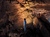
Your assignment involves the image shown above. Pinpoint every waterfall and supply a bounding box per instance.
[23,18,26,32]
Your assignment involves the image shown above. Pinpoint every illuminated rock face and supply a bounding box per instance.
[0,0,50,29]
[12,3,47,29]
[10,3,33,29]
[33,17,39,27]
[17,0,24,3]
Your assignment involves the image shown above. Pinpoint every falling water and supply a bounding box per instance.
[23,18,26,32]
